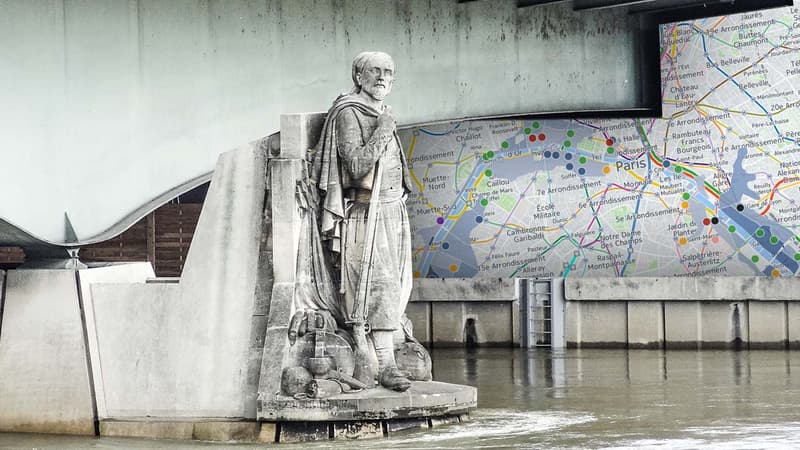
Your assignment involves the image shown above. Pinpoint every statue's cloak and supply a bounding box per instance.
[310,93,410,257]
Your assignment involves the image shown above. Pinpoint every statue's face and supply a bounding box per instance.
[357,54,394,101]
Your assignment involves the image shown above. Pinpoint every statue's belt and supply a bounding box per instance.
[347,188,402,204]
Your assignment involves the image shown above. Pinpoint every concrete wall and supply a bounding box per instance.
[565,277,800,349]
[0,270,95,435]
[407,278,519,346]
[0,264,154,435]
[88,141,269,419]
[0,0,638,243]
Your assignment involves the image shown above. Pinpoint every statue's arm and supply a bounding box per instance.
[336,108,393,181]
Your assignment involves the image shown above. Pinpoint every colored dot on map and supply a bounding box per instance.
[525,128,531,134]
[578,168,586,175]
[565,153,573,160]
[770,236,779,244]
[679,237,687,245]
[711,217,719,225]
[602,166,611,174]
[544,151,552,158]
[736,204,744,212]
[538,133,546,141]
[567,130,575,137]
[675,166,683,173]
[681,201,689,209]
[485,169,493,177]
[579,156,587,164]
[772,269,781,278]
[436,217,444,224]
[566,163,574,171]
[663,160,671,168]
[475,216,484,223]
[752,255,760,263]
[449,264,458,273]
[703,218,711,226]
[487,150,494,158]
[480,198,488,206]
[682,192,690,200]
[529,134,537,142]
[795,253,800,261]
[756,229,765,237]
[606,138,614,146]
[502,141,509,148]
[728,225,736,233]
[553,152,560,159]
[442,242,450,250]
[564,140,572,147]
[533,121,540,129]
[607,147,615,154]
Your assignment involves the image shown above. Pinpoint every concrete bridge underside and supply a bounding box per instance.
[1,0,640,246]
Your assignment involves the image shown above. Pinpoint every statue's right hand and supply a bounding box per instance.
[377,106,395,131]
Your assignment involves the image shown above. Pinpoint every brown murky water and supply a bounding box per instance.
[3,348,800,449]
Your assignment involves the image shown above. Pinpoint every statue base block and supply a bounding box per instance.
[258,381,476,441]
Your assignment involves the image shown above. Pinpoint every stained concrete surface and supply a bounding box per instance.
[0,270,95,435]
[89,143,269,419]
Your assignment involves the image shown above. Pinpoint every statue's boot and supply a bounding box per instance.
[379,366,411,392]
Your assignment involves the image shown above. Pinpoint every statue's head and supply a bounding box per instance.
[351,51,394,101]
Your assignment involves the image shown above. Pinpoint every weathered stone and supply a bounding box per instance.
[192,421,260,442]
[99,421,194,440]
[258,422,277,443]
[333,421,384,440]
[386,418,429,433]
[261,381,476,422]
[278,422,330,443]
[430,415,461,427]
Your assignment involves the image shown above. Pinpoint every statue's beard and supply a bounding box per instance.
[364,85,389,101]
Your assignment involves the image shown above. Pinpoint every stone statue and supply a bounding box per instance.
[309,51,417,392]
[260,54,476,426]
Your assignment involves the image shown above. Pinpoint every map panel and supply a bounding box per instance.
[399,6,800,278]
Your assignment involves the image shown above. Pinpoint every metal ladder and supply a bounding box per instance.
[520,278,564,349]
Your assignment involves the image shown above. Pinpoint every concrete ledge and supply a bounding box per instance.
[567,277,800,301]
[411,278,516,301]
[259,381,476,422]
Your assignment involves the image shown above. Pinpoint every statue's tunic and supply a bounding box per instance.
[311,93,413,332]
[335,107,412,331]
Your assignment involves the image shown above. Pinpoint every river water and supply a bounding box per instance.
[3,348,800,449]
